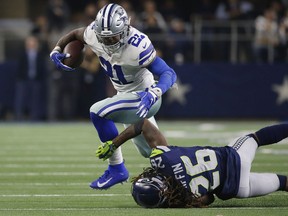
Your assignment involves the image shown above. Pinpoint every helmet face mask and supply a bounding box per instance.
[131,173,168,208]
[94,3,130,55]
[100,35,121,46]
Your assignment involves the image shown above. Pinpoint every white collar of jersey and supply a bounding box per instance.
[156,146,171,152]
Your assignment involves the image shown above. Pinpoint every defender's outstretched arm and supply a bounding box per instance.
[96,119,168,160]
[114,119,168,148]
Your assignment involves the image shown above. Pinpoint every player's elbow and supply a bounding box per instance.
[166,67,177,84]
[148,56,176,77]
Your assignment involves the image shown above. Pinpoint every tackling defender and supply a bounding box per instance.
[49,3,177,189]
[96,119,288,207]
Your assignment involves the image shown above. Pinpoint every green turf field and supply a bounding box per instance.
[0,120,287,216]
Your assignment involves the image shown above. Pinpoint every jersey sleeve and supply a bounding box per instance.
[125,30,156,67]
[138,38,156,67]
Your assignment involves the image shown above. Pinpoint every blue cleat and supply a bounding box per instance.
[90,162,129,189]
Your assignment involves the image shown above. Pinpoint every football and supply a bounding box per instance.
[63,40,84,68]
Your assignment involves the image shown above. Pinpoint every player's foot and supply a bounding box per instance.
[90,162,129,190]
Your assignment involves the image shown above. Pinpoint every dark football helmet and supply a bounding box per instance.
[131,173,168,208]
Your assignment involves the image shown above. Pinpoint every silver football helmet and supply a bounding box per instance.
[94,3,130,55]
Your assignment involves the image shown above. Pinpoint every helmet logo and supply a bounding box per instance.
[115,8,127,27]
[94,3,129,54]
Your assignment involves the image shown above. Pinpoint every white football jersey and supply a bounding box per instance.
[83,22,156,93]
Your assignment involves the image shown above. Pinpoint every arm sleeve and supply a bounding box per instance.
[249,123,288,146]
[147,56,177,94]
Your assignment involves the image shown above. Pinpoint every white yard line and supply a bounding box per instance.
[165,130,288,141]
[0,172,91,176]
[0,207,288,211]
[259,149,288,155]
[0,162,287,169]
[0,193,286,197]
[0,163,149,168]
[0,182,88,186]
[0,194,131,197]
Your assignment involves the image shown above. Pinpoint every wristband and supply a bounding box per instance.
[150,87,162,99]
[53,46,62,52]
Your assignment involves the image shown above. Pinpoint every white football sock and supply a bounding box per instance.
[108,146,123,165]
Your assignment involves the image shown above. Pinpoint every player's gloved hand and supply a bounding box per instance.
[192,193,215,207]
[50,46,75,71]
[96,141,117,161]
[136,87,162,118]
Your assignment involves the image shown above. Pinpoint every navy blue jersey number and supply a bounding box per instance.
[128,34,145,47]
[99,57,132,85]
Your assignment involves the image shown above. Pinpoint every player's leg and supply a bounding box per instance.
[89,92,161,189]
[228,136,258,197]
[123,116,159,158]
[228,123,288,197]
[236,173,287,198]
[249,123,288,147]
[89,95,136,189]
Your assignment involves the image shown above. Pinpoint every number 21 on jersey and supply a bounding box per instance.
[98,34,146,85]
[98,56,132,85]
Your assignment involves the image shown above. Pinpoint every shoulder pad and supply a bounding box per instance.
[150,146,171,157]
[84,21,97,45]
[150,148,164,157]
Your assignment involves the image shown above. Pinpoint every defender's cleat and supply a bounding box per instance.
[90,162,129,189]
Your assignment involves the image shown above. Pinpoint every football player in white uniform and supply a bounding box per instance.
[50,3,177,189]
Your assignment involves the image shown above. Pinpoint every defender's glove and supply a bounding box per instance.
[96,141,117,160]
[50,46,75,71]
[192,193,215,208]
[136,87,162,118]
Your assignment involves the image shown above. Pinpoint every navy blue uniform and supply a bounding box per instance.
[149,145,241,200]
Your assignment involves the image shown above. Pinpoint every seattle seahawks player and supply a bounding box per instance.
[49,3,177,190]
[96,119,288,207]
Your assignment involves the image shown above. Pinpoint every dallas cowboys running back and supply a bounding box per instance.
[50,3,177,190]
[96,119,288,208]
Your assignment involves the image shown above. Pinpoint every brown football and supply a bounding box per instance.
[63,40,84,68]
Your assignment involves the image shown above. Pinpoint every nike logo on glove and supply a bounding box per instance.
[96,177,113,188]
